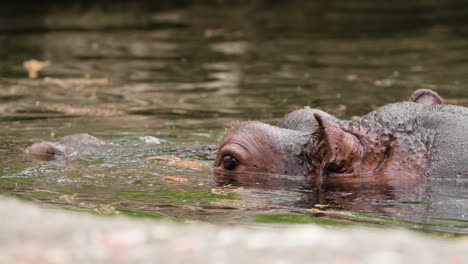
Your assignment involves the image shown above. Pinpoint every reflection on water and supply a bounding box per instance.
[2,0,468,235]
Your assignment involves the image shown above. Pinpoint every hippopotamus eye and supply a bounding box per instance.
[223,154,238,170]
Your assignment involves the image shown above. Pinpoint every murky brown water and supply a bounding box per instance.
[1,0,468,235]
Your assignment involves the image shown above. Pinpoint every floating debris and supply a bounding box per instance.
[210,41,248,55]
[79,202,117,214]
[345,74,358,81]
[374,79,393,87]
[204,28,225,39]
[147,156,208,168]
[306,208,326,214]
[59,194,78,203]
[162,176,189,183]
[314,204,330,209]
[210,199,273,210]
[23,59,48,79]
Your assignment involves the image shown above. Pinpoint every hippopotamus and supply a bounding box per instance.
[26,134,106,161]
[214,89,468,186]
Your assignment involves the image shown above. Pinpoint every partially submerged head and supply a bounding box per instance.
[25,134,105,161]
[214,114,394,185]
[214,121,312,178]
[26,141,62,161]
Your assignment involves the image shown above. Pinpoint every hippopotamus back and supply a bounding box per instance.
[360,102,468,178]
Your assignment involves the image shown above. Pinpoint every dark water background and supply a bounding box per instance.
[1,0,468,235]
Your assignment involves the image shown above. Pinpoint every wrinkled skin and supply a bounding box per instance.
[277,88,443,132]
[214,89,463,186]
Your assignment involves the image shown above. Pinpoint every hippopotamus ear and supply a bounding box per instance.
[313,114,363,172]
[409,89,443,106]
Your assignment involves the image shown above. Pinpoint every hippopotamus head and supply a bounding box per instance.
[26,134,106,161]
[214,89,447,185]
[214,113,386,184]
[214,121,312,177]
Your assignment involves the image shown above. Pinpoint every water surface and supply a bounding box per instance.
[1,0,468,236]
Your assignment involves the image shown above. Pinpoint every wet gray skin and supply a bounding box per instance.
[278,106,340,132]
[215,89,448,184]
[215,99,468,186]
[277,89,443,133]
[364,102,468,179]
